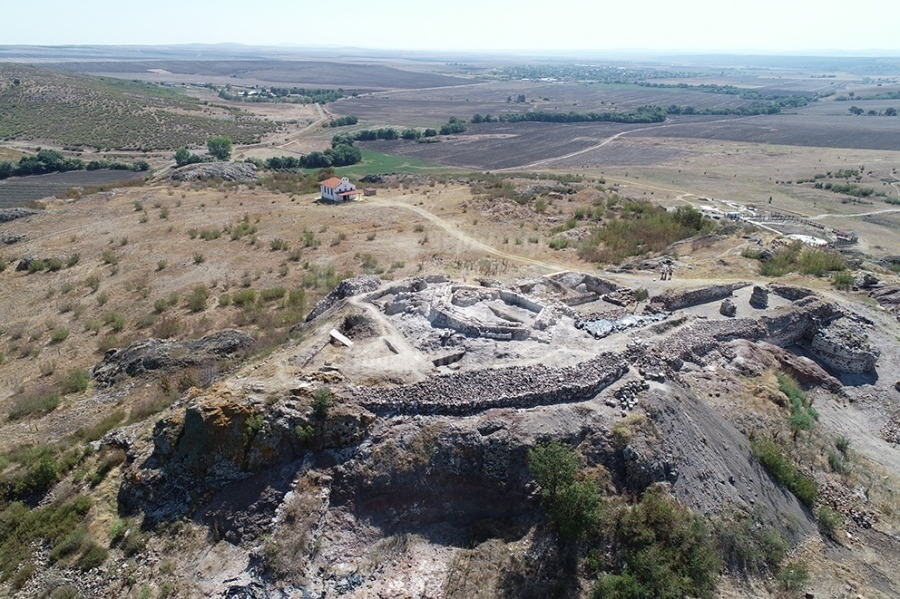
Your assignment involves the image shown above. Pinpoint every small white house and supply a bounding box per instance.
[320,177,359,202]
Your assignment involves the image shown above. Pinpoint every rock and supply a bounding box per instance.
[304,275,384,322]
[858,273,879,288]
[16,255,37,271]
[749,286,769,309]
[720,299,737,317]
[169,162,260,182]
[0,207,41,222]
[91,329,254,387]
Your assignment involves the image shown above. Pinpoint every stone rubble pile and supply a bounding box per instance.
[355,353,628,416]
[880,411,900,445]
[820,483,877,529]
[607,379,650,410]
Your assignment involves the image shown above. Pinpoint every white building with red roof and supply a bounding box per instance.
[320,176,359,202]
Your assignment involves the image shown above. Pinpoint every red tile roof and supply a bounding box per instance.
[320,177,343,188]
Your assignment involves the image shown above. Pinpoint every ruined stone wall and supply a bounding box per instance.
[356,353,628,415]
[806,320,880,374]
[650,283,749,312]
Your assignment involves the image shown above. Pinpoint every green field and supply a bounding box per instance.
[335,150,457,176]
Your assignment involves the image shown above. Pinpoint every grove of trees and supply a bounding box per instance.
[0,150,149,180]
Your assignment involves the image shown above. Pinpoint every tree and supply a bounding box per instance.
[886,107,898,116]
[528,440,578,504]
[207,136,233,161]
[311,387,333,418]
[848,106,864,116]
[175,148,202,167]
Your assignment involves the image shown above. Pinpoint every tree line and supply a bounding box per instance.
[472,106,667,124]
[0,150,149,180]
[326,116,358,128]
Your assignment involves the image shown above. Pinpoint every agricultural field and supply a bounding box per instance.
[0,169,147,208]
[43,60,472,91]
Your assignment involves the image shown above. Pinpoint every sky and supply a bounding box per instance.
[3,0,899,54]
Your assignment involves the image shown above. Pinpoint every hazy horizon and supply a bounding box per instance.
[6,0,900,55]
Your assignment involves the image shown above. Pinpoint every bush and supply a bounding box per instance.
[816,505,842,536]
[751,437,818,507]
[777,562,809,592]
[232,288,257,307]
[311,387,333,418]
[103,312,126,332]
[186,285,209,312]
[76,542,108,570]
[7,386,60,420]
[591,487,720,599]
[49,327,70,343]
[832,271,854,290]
[260,287,286,302]
[60,369,90,394]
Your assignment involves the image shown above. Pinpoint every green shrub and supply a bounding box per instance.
[832,271,854,290]
[101,250,118,265]
[835,435,851,456]
[591,487,720,599]
[712,509,787,574]
[60,369,90,394]
[84,275,100,293]
[103,312,126,332]
[218,293,232,307]
[777,562,809,592]
[199,228,221,241]
[311,387,333,418]
[260,287,286,302]
[270,238,290,251]
[751,437,818,507]
[186,285,209,312]
[27,259,48,273]
[49,327,70,343]
[7,387,60,420]
[154,298,168,313]
[816,505,842,536]
[46,258,64,272]
[548,237,569,250]
[76,541,108,570]
[232,288,257,307]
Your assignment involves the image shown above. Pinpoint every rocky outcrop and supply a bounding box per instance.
[0,207,41,222]
[725,339,843,394]
[168,162,260,182]
[91,329,254,387]
[871,286,900,320]
[304,274,384,322]
[120,386,374,524]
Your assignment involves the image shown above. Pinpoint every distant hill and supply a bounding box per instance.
[0,64,275,150]
[41,59,473,91]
